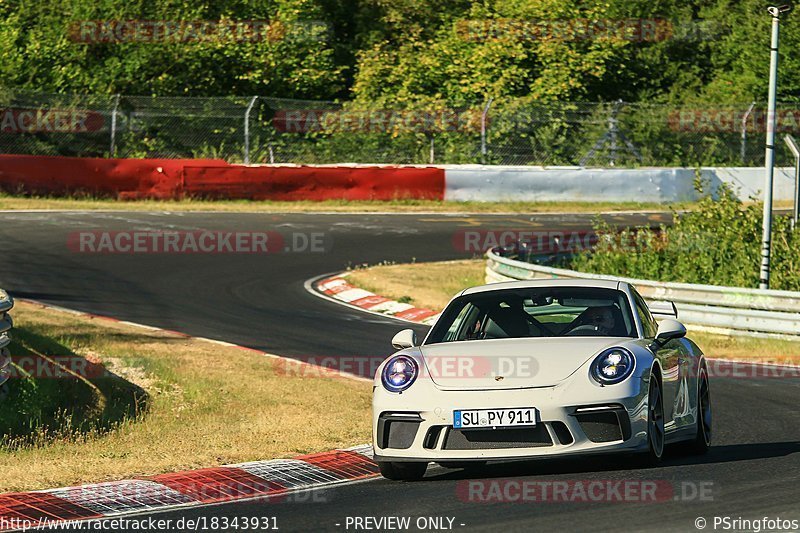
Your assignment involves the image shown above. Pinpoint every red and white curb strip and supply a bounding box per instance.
[0,299,378,527]
[0,446,377,530]
[314,274,440,325]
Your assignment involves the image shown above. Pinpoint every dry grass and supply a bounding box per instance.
[689,331,800,365]
[346,259,800,364]
[0,301,371,493]
[347,260,486,312]
[0,194,676,213]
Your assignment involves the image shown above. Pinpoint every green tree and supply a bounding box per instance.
[0,0,345,98]
[351,1,634,106]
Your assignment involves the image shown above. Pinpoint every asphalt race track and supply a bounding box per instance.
[1,210,799,532]
[0,211,670,361]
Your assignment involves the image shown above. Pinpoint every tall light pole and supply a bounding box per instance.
[760,5,791,290]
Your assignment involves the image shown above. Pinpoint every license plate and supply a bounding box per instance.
[453,407,537,429]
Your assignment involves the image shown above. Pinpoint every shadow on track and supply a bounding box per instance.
[421,441,800,481]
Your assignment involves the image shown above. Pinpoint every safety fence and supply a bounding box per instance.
[486,248,800,339]
[3,91,800,167]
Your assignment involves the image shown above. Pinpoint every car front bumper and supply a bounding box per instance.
[373,374,651,463]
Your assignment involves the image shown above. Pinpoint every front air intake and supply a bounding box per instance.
[442,426,553,450]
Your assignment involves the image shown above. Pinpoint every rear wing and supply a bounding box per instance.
[647,300,678,318]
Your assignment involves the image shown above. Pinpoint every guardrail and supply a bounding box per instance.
[0,290,13,391]
[486,248,800,339]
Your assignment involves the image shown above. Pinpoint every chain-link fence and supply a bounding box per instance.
[1,90,797,167]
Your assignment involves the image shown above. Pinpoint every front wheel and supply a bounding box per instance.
[378,461,427,481]
[635,374,665,467]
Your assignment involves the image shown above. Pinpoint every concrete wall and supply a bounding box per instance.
[442,165,796,203]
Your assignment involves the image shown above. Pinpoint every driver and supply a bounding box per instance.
[585,306,616,335]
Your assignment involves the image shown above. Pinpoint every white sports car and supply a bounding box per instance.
[0,290,12,391]
[372,279,711,481]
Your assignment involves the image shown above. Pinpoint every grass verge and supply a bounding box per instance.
[0,194,680,213]
[0,300,371,493]
[347,260,486,312]
[346,259,800,364]
[0,193,792,214]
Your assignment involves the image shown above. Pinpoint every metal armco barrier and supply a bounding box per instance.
[486,248,800,338]
[0,290,14,390]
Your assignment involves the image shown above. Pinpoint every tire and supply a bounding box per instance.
[636,373,665,467]
[377,461,427,481]
[438,461,487,470]
[686,368,712,455]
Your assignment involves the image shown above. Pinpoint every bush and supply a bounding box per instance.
[567,180,800,291]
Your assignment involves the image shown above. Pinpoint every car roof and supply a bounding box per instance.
[460,278,624,296]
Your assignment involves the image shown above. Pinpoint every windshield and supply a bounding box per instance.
[425,287,637,344]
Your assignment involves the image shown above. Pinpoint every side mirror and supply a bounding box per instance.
[391,329,417,350]
[655,318,686,344]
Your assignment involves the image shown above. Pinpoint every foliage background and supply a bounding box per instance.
[2,0,800,105]
[567,181,800,291]
[3,1,800,165]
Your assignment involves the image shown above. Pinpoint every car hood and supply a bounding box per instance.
[419,337,628,390]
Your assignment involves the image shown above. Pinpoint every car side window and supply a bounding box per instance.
[444,302,478,342]
[632,290,658,338]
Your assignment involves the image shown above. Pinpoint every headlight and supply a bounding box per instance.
[590,347,635,385]
[381,355,418,392]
